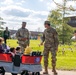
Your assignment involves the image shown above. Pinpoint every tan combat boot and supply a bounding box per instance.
[52,66,57,75]
[43,66,48,74]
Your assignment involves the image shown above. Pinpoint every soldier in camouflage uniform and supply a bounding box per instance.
[16,22,29,53]
[40,21,59,75]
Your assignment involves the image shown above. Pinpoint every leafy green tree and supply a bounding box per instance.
[0,17,4,37]
[48,9,74,44]
[48,10,62,28]
[0,17,3,20]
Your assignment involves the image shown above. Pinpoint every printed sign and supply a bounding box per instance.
[35,57,40,63]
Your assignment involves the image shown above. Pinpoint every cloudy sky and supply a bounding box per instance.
[0,0,76,31]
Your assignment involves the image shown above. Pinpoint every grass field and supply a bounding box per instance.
[7,39,76,70]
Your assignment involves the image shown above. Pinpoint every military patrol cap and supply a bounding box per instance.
[44,21,50,26]
[22,22,26,25]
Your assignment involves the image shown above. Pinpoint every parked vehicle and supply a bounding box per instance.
[0,52,42,75]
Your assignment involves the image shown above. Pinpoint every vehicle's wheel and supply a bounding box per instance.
[32,72,40,75]
[32,72,35,75]
[21,71,29,75]
[21,71,25,75]
[0,67,5,75]
[25,71,29,75]
[35,72,40,75]
[0,72,4,75]
[12,73,17,75]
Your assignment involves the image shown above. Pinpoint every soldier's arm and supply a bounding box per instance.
[53,30,59,49]
[39,34,45,46]
[42,32,45,43]
[40,31,45,46]
[16,29,22,40]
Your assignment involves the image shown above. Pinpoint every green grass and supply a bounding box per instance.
[7,39,76,70]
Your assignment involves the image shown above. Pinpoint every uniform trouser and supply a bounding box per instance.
[44,47,57,68]
[4,38,7,44]
[20,46,25,53]
[19,45,27,53]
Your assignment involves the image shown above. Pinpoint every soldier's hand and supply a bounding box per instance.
[38,43,42,47]
[39,42,43,46]
[21,38,26,41]
[56,48,58,52]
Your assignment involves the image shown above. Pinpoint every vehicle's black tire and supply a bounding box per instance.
[21,71,29,75]
[32,72,40,75]
[0,73,4,75]
[32,72,35,75]
[12,73,17,75]
[25,71,29,75]
[35,72,40,75]
[0,67,5,75]
[21,71,25,75]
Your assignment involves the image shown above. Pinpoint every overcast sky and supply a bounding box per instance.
[0,0,76,31]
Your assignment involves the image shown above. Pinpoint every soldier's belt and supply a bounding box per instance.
[19,38,29,41]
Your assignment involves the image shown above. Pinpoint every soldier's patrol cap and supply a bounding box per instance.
[44,21,50,26]
[22,22,26,25]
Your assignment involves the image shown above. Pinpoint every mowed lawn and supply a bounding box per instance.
[7,39,76,70]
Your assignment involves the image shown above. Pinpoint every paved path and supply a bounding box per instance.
[4,69,76,75]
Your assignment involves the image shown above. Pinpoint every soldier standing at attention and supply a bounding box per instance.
[16,22,29,53]
[40,21,59,75]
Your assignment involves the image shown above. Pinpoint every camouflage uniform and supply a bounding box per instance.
[42,27,59,68]
[16,28,29,53]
